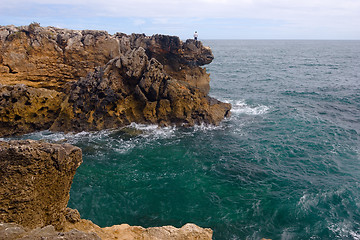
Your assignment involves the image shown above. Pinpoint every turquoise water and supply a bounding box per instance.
[6,40,360,239]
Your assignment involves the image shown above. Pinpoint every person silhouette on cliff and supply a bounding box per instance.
[194,31,198,41]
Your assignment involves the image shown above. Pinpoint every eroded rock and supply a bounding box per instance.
[0,140,82,231]
[50,48,230,132]
[0,84,64,136]
[0,23,120,90]
[0,139,213,239]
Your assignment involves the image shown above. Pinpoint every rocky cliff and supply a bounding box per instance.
[0,140,213,240]
[0,23,230,136]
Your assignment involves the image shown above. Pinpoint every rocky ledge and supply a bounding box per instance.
[0,140,213,239]
[0,23,231,136]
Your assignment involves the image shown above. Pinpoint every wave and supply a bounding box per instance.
[1,120,225,147]
[297,184,360,239]
[192,122,224,132]
[329,222,360,240]
[225,100,270,115]
[0,100,257,145]
[127,122,177,139]
[0,124,179,155]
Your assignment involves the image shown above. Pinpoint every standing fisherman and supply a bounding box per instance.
[194,31,198,40]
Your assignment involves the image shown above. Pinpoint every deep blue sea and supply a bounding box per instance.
[5,40,360,239]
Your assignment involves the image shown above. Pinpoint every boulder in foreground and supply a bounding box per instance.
[0,140,82,231]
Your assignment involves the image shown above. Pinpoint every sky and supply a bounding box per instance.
[0,0,359,39]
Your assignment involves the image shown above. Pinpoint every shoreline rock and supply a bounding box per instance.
[0,23,231,137]
[0,140,82,231]
[0,140,213,239]
[0,221,212,240]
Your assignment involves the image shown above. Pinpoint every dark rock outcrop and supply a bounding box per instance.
[50,47,230,132]
[0,140,82,231]
[0,24,231,137]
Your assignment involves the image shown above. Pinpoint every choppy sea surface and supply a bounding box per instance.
[6,40,360,240]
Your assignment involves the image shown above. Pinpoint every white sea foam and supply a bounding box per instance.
[192,122,223,132]
[128,122,176,139]
[224,100,270,115]
[1,120,222,153]
[297,193,320,212]
[328,222,360,240]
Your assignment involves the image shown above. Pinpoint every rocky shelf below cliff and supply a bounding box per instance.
[0,23,231,137]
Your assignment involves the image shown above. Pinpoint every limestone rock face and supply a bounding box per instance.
[106,223,213,240]
[0,140,82,231]
[0,221,212,240]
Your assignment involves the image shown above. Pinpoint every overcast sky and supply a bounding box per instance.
[0,0,359,39]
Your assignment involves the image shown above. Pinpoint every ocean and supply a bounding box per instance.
[6,40,360,239]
